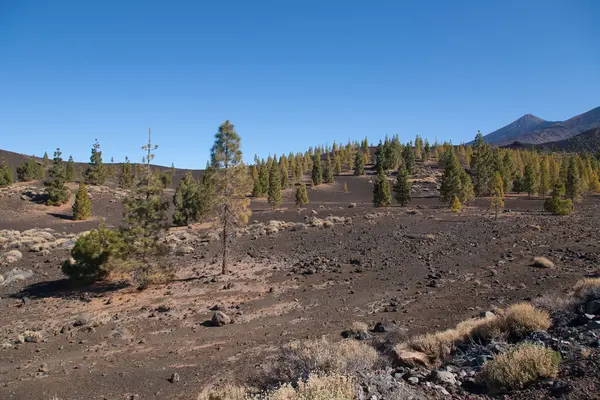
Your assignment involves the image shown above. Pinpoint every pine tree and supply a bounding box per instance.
[324,153,334,183]
[65,155,76,182]
[565,155,582,202]
[173,172,203,226]
[251,164,259,182]
[258,160,269,195]
[450,195,462,213]
[294,155,304,182]
[544,183,573,215]
[459,169,475,204]
[268,158,282,208]
[471,131,493,196]
[403,144,415,174]
[375,142,385,171]
[334,153,342,175]
[119,156,134,189]
[42,151,49,166]
[523,162,537,196]
[45,148,70,206]
[0,160,13,187]
[16,158,42,182]
[312,152,323,186]
[501,152,515,193]
[440,148,462,204]
[85,139,107,185]
[373,166,391,207]
[393,165,411,206]
[209,121,252,275]
[424,140,431,161]
[490,172,505,219]
[72,182,91,220]
[122,129,171,285]
[280,156,289,189]
[295,183,309,208]
[513,174,523,194]
[354,151,365,176]
[538,156,550,197]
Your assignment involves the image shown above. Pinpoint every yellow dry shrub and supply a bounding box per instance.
[482,343,560,391]
[573,278,600,296]
[270,373,355,400]
[197,384,249,400]
[501,303,551,339]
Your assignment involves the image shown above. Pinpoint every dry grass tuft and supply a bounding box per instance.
[197,384,249,400]
[482,343,560,392]
[573,278,600,296]
[270,373,355,400]
[501,303,551,339]
[532,256,554,268]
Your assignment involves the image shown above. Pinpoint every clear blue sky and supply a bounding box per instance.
[1,1,599,169]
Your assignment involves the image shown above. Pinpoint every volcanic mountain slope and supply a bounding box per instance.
[506,127,600,153]
[484,106,600,146]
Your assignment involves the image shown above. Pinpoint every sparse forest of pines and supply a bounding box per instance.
[0,159,13,187]
[45,148,70,206]
[72,181,91,220]
[85,139,107,185]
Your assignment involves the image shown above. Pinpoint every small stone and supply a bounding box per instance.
[407,377,419,385]
[170,372,180,383]
[211,311,232,327]
[432,370,457,385]
[373,322,387,333]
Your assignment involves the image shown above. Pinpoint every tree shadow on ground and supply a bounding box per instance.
[47,212,73,221]
[22,191,48,204]
[10,279,129,300]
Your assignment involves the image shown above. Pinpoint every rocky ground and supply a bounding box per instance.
[0,166,599,399]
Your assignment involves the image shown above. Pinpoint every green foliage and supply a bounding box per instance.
[173,172,203,226]
[16,158,43,182]
[72,182,91,220]
[538,156,550,196]
[156,170,173,189]
[280,155,289,189]
[210,120,253,275]
[544,184,573,215]
[119,156,135,189]
[42,151,49,166]
[353,151,365,176]
[459,169,475,204]
[471,131,494,196]
[523,162,537,196]
[513,174,523,194]
[311,152,323,186]
[565,155,582,201]
[450,195,462,213]
[65,155,76,182]
[0,159,13,187]
[393,165,411,206]
[490,171,505,219]
[295,183,309,207]
[440,148,462,204]
[255,161,269,196]
[122,132,172,285]
[324,153,334,183]
[62,225,126,282]
[334,153,342,175]
[374,142,385,171]
[403,144,415,174]
[45,148,70,206]
[85,139,107,185]
[268,158,283,208]
[373,166,391,207]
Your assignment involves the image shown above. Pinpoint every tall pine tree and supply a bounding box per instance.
[471,131,493,196]
[85,139,107,185]
[440,148,462,204]
[393,165,411,206]
[373,165,391,207]
[45,148,70,206]
[268,158,282,208]
[65,155,76,182]
[312,152,323,186]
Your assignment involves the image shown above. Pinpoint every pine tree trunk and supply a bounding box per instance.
[222,204,228,275]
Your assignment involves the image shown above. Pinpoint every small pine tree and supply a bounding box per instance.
[450,195,462,213]
[393,165,411,206]
[343,182,348,193]
[490,172,505,220]
[334,154,342,175]
[295,183,309,208]
[354,151,365,176]
[0,160,13,187]
[268,159,282,208]
[119,156,134,189]
[565,155,582,202]
[173,172,203,226]
[45,148,70,206]
[544,183,573,215]
[523,162,537,196]
[16,158,42,182]
[72,182,91,220]
[312,153,323,186]
[403,144,415,174]
[258,161,269,195]
[459,169,475,204]
[440,148,462,204]
[65,155,76,182]
[42,151,49,166]
[85,139,107,185]
[324,153,334,183]
[280,157,289,189]
[373,166,392,207]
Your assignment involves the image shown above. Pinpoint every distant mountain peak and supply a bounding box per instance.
[521,113,544,121]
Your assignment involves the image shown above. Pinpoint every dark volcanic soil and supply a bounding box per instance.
[1,168,600,399]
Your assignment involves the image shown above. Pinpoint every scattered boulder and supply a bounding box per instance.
[374,322,388,333]
[169,372,180,383]
[211,311,232,327]
[348,203,357,208]
[431,370,458,386]
[393,346,430,368]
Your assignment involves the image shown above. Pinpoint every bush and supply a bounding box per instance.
[197,384,249,400]
[270,373,355,400]
[62,226,126,282]
[573,278,600,296]
[544,195,573,215]
[482,343,560,392]
[501,303,551,339]
[257,337,376,389]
